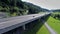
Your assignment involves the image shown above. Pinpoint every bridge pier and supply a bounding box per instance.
[0,33,2,34]
[22,25,26,30]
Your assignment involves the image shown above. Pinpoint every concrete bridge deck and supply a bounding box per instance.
[0,13,50,34]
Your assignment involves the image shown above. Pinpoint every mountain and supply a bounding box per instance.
[51,9,60,12]
[0,0,50,17]
[24,2,50,14]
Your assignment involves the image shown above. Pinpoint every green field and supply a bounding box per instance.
[23,12,60,34]
[47,16,60,34]
[53,12,60,14]
[36,25,50,34]
[23,20,50,34]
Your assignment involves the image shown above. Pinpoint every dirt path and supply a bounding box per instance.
[45,22,57,34]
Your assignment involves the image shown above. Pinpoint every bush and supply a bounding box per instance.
[51,13,60,20]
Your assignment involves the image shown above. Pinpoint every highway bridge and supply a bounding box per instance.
[0,13,51,34]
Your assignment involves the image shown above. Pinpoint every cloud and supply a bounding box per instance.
[22,0,60,9]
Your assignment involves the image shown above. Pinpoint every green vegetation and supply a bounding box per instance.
[23,20,50,34]
[47,16,60,34]
[0,0,41,17]
[0,0,28,17]
[0,0,50,17]
[53,12,60,14]
[36,25,50,34]
[51,12,60,20]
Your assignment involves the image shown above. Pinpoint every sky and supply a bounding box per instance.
[22,0,60,10]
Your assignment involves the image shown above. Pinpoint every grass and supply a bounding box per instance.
[23,20,50,34]
[39,12,47,14]
[36,25,50,34]
[53,12,60,14]
[47,16,60,34]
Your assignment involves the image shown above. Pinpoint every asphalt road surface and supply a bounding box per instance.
[0,14,44,22]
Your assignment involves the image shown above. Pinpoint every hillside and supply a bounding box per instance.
[51,9,60,12]
[0,0,50,17]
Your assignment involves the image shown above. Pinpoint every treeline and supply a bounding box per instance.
[52,9,60,12]
[51,9,60,19]
[51,12,60,20]
[0,0,28,16]
[0,0,49,17]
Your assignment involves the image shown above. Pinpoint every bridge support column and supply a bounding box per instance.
[22,25,26,30]
[0,33,2,34]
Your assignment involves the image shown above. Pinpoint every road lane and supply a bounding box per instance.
[0,14,45,22]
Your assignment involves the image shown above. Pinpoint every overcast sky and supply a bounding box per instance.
[22,0,60,10]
